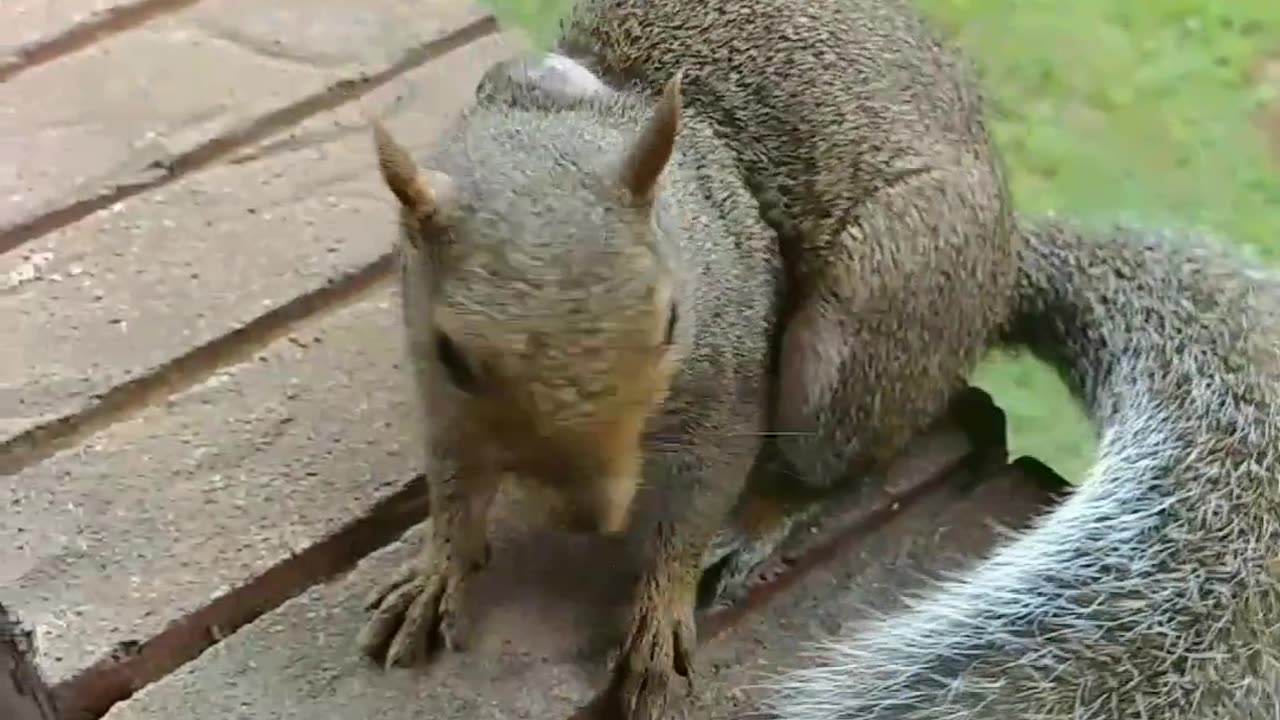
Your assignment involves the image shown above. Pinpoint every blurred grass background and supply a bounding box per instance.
[481,0,1280,484]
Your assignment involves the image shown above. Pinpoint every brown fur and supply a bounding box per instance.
[358,1,1015,717]
[359,60,780,715]
[556,0,1016,607]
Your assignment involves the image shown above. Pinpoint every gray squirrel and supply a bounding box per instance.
[480,50,1280,716]
[359,0,1280,717]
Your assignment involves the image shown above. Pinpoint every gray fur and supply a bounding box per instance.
[558,0,1015,483]
[465,4,1280,716]
[449,69,781,443]
[554,0,1016,615]
[362,34,783,684]
[380,0,1280,714]
[761,215,1280,718]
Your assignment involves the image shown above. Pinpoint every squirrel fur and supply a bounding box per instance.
[555,0,1017,611]
[359,0,1013,716]
[354,0,1280,717]
[360,47,783,715]
[479,51,1280,715]
[761,215,1280,719]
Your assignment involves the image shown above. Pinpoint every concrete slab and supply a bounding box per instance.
[98,462,1055,720]
[2,285,422,687]
[0,31,515,463]
[0,0,488,234]
[0,0,147,62]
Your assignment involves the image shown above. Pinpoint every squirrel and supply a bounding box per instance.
[469,52,1280,717]
[551,0,1018,609]
[360,55,784,718]
[491,47,1280,720]
[358,0,1015,717]
[760,214,1280,719]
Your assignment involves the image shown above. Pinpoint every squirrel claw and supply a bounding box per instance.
[356,560,468,668]
[601,592,696,720]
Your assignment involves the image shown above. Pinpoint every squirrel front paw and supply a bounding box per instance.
[356,556,473,669]
[597,581,697,720]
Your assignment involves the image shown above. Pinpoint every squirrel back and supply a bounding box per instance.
[554,0,1017,487]
[558,0,1008,279]
[761,216,1280,718]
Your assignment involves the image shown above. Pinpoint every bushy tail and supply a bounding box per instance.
[759,214,1280,719]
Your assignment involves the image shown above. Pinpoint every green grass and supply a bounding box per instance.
[486,0,572,47]
[919,0,1280,483]
[481,0,1280,484]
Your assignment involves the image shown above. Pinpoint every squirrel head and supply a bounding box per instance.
[371,75,687,535]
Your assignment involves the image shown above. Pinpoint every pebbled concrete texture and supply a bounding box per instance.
[0,31,514,449]
[100,466,1053,720]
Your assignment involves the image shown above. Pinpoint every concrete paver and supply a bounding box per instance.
[1,0,144,60]
[3,285,421,685]
[0,0,487,232]
[0,31,514,452]
[99,464,1053,720]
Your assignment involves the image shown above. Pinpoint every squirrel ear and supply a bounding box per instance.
[370,120,453,244]
[617,72,683,203]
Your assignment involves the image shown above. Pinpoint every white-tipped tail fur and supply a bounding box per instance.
[760,214,1280,719]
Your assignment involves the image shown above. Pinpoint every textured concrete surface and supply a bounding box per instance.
[0,31,513,447]
[1,0,529,702]
[0,0,487,231]
[100,466,1053,720]
[0,0,141,58]
[3,286,423,684]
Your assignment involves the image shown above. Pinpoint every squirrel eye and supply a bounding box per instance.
[663,304,679,346]
[435,332,478,392]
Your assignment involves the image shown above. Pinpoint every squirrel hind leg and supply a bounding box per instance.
[696,444,833,610]
[698,267,986,609]
[698,290,883,610]
[697,388,1008,610]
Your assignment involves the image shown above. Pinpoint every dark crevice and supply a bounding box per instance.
[0,0,203,84]
[0,255,395,478]
[0,14,499,256]
[50,474,431,720]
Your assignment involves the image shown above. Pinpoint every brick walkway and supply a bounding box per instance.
[0,3,1065,719]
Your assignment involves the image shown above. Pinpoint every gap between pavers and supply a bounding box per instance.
[0,30,517,465]
[0,0,146,63]
[97,459,1057,720]
[0,0,489,236]
[4,285,422,687]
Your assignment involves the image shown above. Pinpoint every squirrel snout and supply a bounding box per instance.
[502,409,649,537]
